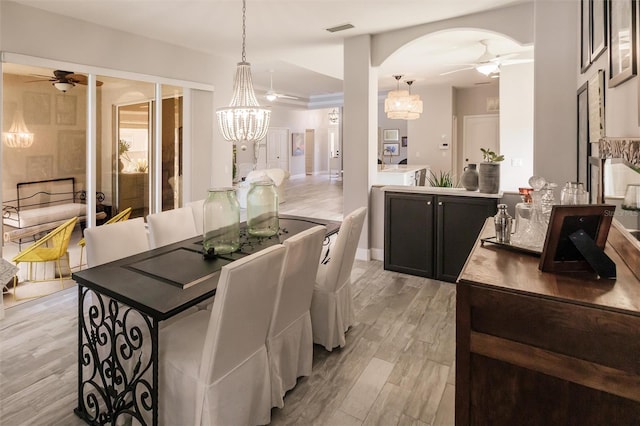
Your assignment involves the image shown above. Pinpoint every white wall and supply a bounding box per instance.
[500,62,534,191]
[378,103,408,163]
[407,85,454,174]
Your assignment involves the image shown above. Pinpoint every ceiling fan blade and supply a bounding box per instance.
[276,93,298,100]
[67,74,104,86]
[23,78,53,83]
[440,66,474,76]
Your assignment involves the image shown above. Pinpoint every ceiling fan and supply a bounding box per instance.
[25,70,104,92]
[440,40,530,78]
[264,71,298,102]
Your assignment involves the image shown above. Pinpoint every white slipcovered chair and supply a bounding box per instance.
[245,168,289,204]
[146,206,198,249]
[85,217,149,268]
[186,199,205,235]
[310,207,367,351]
[267,225,326,408]
[159,244,286,426]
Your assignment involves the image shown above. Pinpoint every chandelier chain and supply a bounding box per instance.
[241,0,247,62]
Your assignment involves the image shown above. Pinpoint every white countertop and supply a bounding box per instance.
[377,164,429,174]
[381,185,503,199]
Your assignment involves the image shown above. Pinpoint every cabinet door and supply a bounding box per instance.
[384,192,435,277]
[436,196,496,282]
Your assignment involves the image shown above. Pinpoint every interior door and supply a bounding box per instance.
[266,127,289,171]
[463,114,499,166]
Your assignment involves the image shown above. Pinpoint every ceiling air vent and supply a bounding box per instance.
[326,23,355,33]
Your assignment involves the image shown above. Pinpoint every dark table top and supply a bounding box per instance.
[72,215,340,320]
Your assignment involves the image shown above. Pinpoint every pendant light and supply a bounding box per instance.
[216,0,271,143]
[328,108,339,124]
[3,110,34,148]
[384,76,422,120]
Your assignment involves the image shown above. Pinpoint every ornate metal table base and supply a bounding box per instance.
[75,286,158,425]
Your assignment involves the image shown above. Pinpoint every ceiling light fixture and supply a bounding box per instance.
[216,0,270,143]
[328,108,339,124]
[3,110,34,149]
[53,81,75,92]
[384,76,423,120]
[476,62,500,76]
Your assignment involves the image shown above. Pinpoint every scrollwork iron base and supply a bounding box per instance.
[75,286,158,425]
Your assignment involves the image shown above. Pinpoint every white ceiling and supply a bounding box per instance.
[9,0,534,102]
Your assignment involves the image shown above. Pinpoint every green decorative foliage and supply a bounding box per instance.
[427,170,457,187]
[480,148,504,162]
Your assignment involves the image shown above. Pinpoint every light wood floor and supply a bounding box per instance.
[0,174,455,426]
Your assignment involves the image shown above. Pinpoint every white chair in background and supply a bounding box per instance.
[310,207,367,351]
[159,244,286,426]
[245,168,289,204]
[85,217,149,268]
[146,206,198,249]
[267,225,326,408]
[186,199,205,235]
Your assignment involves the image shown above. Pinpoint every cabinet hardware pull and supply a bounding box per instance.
[438,202,443,206]
[427,201,431,205]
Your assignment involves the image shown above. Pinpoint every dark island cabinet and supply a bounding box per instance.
[384,191,497,282]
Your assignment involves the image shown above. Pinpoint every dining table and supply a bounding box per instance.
[72,214,340,426]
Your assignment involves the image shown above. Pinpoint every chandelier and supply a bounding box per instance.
[216,0,270,143]
[3,110,34,148]
[328,108,339,124]
[384,76,423,120]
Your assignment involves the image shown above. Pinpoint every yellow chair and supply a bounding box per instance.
[12,216,78,300]
[77,207,132,269]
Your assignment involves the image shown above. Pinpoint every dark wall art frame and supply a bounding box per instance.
[577,81,590,186]
[608,0,637,87]
[581,0,592,72]
[591,0,608,62]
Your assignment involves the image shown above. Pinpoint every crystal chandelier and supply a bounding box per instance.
[216,0,271,143]
[3,110,34,148]
[328,108,339,124]
[384,76,423,120]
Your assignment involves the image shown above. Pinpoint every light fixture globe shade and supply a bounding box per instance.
[476,62,500,76]
[216,62,271,143]
[53,82,74,92]
[385,90,422,120]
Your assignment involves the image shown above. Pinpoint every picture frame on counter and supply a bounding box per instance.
[539,204,615,274]
[608,0,636,87]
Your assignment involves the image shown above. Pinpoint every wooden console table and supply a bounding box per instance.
[456,219,640,425]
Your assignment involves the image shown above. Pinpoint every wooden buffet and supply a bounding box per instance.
[456,219,640,425]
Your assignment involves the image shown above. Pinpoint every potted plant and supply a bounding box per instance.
[427,170,457,188]
[118,139,131,172]
[478,148,504,194]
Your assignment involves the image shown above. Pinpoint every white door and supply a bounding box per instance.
[266,128,289,170]
[463,114,499,165]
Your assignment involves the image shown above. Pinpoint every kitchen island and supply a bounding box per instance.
[376,164,430,186]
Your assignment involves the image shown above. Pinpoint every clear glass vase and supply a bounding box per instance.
[247,178,279,237]
[203,187,240,255]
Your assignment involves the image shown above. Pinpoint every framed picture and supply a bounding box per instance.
[486,97,499,112]
[55,95,77,125]
[382,142,400,156]
[587,69,605,143]
[539,204,615,273]
[58,130,86,173]
[608,0,637,87]
[401,136,408,147]
[383,129,399,141]
[591,0,607,62]
[23,92,51,125]
[291,132,304,156]
[581,0,592,72]
[577,82,590,185]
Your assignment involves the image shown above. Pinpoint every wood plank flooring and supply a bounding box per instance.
[0,174,456,425]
